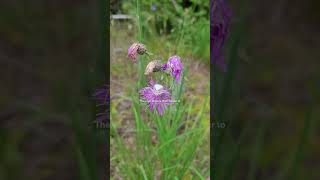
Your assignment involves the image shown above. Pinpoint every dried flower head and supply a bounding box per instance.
[144,60,163,76]
[166,56,183,83]
[128,43,147,63]
[139,83,172,115]
[210,0,232,70]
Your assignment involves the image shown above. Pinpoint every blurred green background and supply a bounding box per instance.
[0,1,107,180]
[212,0,320,179]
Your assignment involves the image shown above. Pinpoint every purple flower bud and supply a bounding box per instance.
[167,56,183,83]
[210,0,232,71]
[139,83,172,116]
[128,43,147,63]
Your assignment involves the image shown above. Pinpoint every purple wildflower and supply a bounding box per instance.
[166,56,183,83]
[128,43,147,63]
[210,0,232,70]
[139,82,172,115]
[94,84,110,104]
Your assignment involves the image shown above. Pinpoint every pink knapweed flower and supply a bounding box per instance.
[128,43,147,63]
[163,56,183,83]
[139,82,172,115]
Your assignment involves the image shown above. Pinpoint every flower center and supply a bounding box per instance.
[154,84,163,91]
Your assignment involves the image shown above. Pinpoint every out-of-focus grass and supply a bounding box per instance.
[212,1,320,180]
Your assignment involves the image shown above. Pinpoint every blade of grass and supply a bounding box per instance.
[76,147,92,180]
[276,98,314,180]
[247,121,269,180]
[221,118,252,180]
[190,166,205,180]
[71,112,98,180]
[138,165,149,180]
[110,123,136,179]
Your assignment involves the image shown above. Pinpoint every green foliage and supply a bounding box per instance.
[122,0,210,64]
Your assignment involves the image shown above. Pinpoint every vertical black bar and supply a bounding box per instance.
[99,0,110,178]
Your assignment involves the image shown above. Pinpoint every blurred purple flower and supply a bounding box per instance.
[210,0,232,71]
[93,84,110,124]
[165,55,183,83]
[161,63,168,71]
[128,43,147,63]
[139,82,172,115]
[148,79,156,87]
[94,84,110,104]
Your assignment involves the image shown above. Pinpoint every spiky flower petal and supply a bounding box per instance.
[166,56,183,83]
[93,84,110,124]
[139,83,172,115]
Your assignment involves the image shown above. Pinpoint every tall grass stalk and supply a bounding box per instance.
[247,120,269,180]
[136,0,146,89]
[276,88,316,180]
